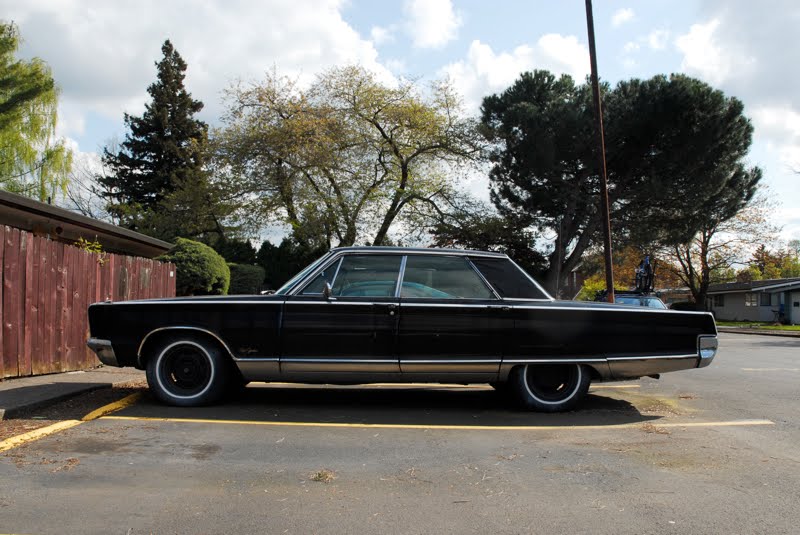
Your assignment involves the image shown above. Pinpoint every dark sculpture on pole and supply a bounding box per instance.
[635,255,655,293]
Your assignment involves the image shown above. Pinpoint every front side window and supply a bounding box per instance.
[760,293,771,306]
[401,256,495,299]
[713,294,725,307]
[300,258,342,295]
[330,255,402,297]
[745,293,758,307]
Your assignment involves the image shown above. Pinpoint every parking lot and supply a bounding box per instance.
[1,333,799,534]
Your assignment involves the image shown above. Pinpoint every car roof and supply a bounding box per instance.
[329,246,508,258]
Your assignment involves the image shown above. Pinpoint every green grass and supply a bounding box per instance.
[717,321,800,331]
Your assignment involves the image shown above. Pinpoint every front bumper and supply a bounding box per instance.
[87,338,119,367]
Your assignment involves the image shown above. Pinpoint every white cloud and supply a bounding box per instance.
[370,25,393,46]
[751,106,800,167]
[622,41,640,54]
[403,0,462,49]
[441,36,589,112]
[612,8,635,27]
[385,58,407,73]
[647,29,670,50]
[4,0,394,151]
[675,19,732,86]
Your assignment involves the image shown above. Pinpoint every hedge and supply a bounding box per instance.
[157,238,230,296]
[228,263,266,295]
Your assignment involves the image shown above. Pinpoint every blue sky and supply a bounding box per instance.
[4,0,799,240]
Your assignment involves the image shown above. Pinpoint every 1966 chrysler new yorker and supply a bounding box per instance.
[87,247,718,412]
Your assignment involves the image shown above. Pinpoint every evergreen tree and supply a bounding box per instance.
[100,40,225,242]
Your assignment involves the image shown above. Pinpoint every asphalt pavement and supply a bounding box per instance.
[1,333,798,534]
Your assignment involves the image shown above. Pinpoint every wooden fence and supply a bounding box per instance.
[0,226,176,379]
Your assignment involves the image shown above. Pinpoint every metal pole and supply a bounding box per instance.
[585,0,615,303]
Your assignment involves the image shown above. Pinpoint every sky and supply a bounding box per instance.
[4,0,800,241]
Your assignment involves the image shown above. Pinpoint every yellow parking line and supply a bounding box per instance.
[0,392,142,453]
[81,393,142,421]
[0,420,82,453]
[102,415,774,431]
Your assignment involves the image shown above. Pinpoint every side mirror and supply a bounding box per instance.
[322,281,333,300]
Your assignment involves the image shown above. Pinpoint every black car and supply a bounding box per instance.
[87,247,718,412]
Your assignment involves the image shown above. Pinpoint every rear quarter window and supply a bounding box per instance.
[469,257,550,299]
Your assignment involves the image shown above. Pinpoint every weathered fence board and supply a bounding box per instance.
[0,226,175,379]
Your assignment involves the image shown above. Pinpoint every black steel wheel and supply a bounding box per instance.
[509,364,591,412]
[146,337,229,407]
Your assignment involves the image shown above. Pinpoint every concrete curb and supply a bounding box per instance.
[0,367,145,420]
[0,383,111,420]
[718,328,800,338]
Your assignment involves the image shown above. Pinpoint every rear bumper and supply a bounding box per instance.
[87,338,119,367]
[696,335,718,368]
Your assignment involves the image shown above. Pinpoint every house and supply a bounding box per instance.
[707,278,800,324]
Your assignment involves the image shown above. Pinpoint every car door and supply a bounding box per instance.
[280,254,402,373]
[397,255,501,374]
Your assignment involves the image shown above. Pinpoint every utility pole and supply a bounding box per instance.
[584,0,615,303]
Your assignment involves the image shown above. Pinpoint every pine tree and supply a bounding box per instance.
[100,40,224,242]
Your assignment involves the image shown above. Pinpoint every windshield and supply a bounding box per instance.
[273,251,333,295]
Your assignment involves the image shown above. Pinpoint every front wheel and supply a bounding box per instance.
[509,364,591,412]
[145,337,229,407]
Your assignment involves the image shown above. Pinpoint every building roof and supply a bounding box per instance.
[707,277,800,295]
[0,190,173,258]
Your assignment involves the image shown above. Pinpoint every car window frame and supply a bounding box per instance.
[399,254,499,300]
[291,252,503,300]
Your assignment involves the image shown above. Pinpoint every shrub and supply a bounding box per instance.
[228,263,266,295]
[157,238,230,296]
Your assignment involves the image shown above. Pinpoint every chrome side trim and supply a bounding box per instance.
[331,248,506,258]
[512,304,715,316]
[503,358,606,364]
[606,354,697,361]
[136,326,235,365]
[281,358,397,364]
[400,359,501,365]
[232,357,279,362]
[87,338,119,367]
[398,302,497,308]
[283,300,377,306]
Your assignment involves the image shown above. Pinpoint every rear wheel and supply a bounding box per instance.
[145,336,229,407]
[509,364,590,412]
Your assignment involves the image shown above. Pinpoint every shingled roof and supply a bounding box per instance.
[707,277,800,294]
